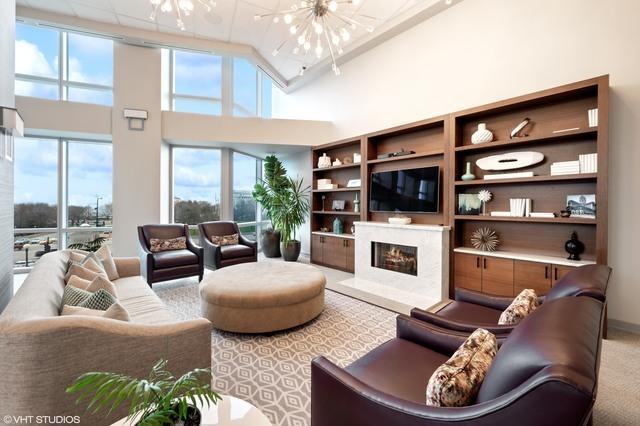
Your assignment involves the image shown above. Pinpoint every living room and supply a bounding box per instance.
[0,0,638,425]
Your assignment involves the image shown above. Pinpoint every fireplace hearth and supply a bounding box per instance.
[372,242,418,276]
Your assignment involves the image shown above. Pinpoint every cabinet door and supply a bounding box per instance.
[514,260,552,296]
[344,239,355,273]
[323,236,347,270]
[481,257,514,297]
[552,265,574,285]
[454,253,482,292]
[311,235,324,264]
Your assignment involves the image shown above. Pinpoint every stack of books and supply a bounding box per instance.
[579,153,598,173]
[530,212,556,218]
[550,160,580,176]
[509,198,531,217]
[317,179,338,190]
[484,171,534,180]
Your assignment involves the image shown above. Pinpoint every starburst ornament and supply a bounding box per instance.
[471,228,500,252]
[149,0,217,31]
[255,0,377,76]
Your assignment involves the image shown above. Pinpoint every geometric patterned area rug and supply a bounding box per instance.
[154,278,397,426]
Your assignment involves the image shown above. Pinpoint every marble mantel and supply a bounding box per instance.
[333,221,450,314]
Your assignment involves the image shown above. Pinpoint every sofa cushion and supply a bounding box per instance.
[220,244,254,259]
[65,263,107,283]
[115,276,176,324]
[79,289,117,311]
[96,245,120,281]
[498,289,538,325]
[149,236,187,253]
[425,328,497,407]
[67,275,118,297]
[153,249,198,268]
[211,233,239,246]
[61,302,130,321]
[345,338,449,404]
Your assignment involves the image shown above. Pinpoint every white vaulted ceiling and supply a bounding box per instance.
[15,0,456,87]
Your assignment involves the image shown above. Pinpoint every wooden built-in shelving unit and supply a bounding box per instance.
[310,76,609,296]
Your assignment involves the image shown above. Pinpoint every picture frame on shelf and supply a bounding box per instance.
[332,200,346,211]
[346,179,361,188]
[458,194,482,215]
[566,194,596,218]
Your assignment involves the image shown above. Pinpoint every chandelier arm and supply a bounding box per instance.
[321,16,339,73]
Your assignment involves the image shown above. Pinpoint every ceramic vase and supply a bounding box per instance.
[461,162,476,181]
[353,194,360,213]
[317,153,331,168]
[333,217,344,235]
[471,123,494,145]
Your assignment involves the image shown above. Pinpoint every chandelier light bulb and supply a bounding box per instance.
[328,1,338,12]
[332,64,341,76]
[300,1,308,7]
[161,0,172,13]
[293,46,300,54]
[366,25,374,33]
[177,18,185,31]
[273,16,280,23]
[272,48,280,56]
[297,34,306,45]
[304,41,311,51]
[179,0,194,12]
[150,0,161,5]
[352,0,361,5]
[340,28,351,41]
[299,67,305,76]
[284,14,293,24]
[337,47,344,55]
[315,42,323,58]
[315,24,323,35]
[289,25,298,34]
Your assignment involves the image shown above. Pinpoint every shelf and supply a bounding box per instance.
[312,231,355,240]
[313,211,361,216]
[454,128,597,153]
[367,149,445,165]
[313,187,361,193]
[454,173,597,186]
[453,247,596,267]
[313,163,361,172]
[454,215,596,224]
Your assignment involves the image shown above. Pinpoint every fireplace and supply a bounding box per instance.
[371,242,418,276]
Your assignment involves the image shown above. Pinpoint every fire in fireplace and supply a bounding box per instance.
[371,242,418,276]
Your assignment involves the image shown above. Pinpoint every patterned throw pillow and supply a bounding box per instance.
[210,233,239,246]
[96,245,120,281]
[79,289,117,311]
[498,289,539,325]
[149,237,187,253]
[62,285,92,307]
[66,275,117,297]
[426,328,497,407]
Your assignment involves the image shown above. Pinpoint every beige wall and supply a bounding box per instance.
[273,0,640,327]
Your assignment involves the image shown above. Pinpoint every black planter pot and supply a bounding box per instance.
[261,229,281,258]
[281,241,301,262]
[167,405,201,426]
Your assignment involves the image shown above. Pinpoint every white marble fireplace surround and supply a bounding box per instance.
[334,222,450,314]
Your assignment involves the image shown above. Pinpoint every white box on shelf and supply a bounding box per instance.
[579,153,598,173]
[588,108,598,127]
[317,178,333,186]
[490,211,511,217]
[317,183,338,190]
[388,217,412,225]
[530,212,556,218]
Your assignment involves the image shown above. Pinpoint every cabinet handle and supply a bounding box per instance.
[476,257,480,268]
[554,267,558,281]
[544,266,549,279]
[483,258,487,269]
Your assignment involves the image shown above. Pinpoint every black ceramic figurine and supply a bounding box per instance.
[565,231,585,261]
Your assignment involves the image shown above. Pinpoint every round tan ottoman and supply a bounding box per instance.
[199,262,326,333]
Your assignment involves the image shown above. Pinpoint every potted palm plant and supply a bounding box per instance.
[252,155,288,258]
[66,360,220,426]
[272,176,311,262]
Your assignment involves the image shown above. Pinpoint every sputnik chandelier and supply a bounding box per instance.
[149,0,217,31]
[254,0,376,76]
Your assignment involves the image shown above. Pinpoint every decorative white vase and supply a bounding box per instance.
[471,123,494,145]
[317,153,331,168]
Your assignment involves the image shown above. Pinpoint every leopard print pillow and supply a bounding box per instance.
[498,289,539,325]
[149,237,187,253]
[426,328,497,407]
[210,233,239,246]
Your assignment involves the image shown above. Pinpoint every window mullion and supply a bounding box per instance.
[58,139,67,248]
[222,57,232,116]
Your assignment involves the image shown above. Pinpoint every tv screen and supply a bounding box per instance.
[370,166,440,213]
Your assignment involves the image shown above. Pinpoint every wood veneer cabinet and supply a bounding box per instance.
[311,234,354,273]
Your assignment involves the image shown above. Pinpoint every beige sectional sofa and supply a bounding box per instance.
[0,250,212,425]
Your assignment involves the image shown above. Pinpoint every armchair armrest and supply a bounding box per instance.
[113,257,140,278]
[200,234,221,268]
[455,288,515,310]
[137,227,153,282]
[410,308,516,336]
[239,233,258,249]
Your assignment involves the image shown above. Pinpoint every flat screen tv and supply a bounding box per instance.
[369,166,440,213]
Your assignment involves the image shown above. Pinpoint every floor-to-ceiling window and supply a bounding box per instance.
[13,137,113,269]
[232,151,261,241]
[15,22,113,106]
[171,50,223,116]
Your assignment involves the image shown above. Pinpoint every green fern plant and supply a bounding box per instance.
[66,359,221,425]
[67,236,107,252]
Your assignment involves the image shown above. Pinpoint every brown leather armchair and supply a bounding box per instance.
[410,264,611,336]
[137,224,204,286]
[198,221,257,270]
[312,296,605,426]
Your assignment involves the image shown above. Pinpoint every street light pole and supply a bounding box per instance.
[95,195,103,227]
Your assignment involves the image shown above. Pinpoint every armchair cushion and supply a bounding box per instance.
[344,338,449,404]
[436,301,503,325]
[210,233,239,246]
[153,249,198,268]
[498,289,539,325]
[425,328,497,407]
[149,236,187,253]
[220,244,255,260]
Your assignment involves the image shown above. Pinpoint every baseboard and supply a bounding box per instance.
[608,319,640,335]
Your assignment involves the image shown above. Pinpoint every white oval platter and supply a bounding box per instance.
[476,151,544,171]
